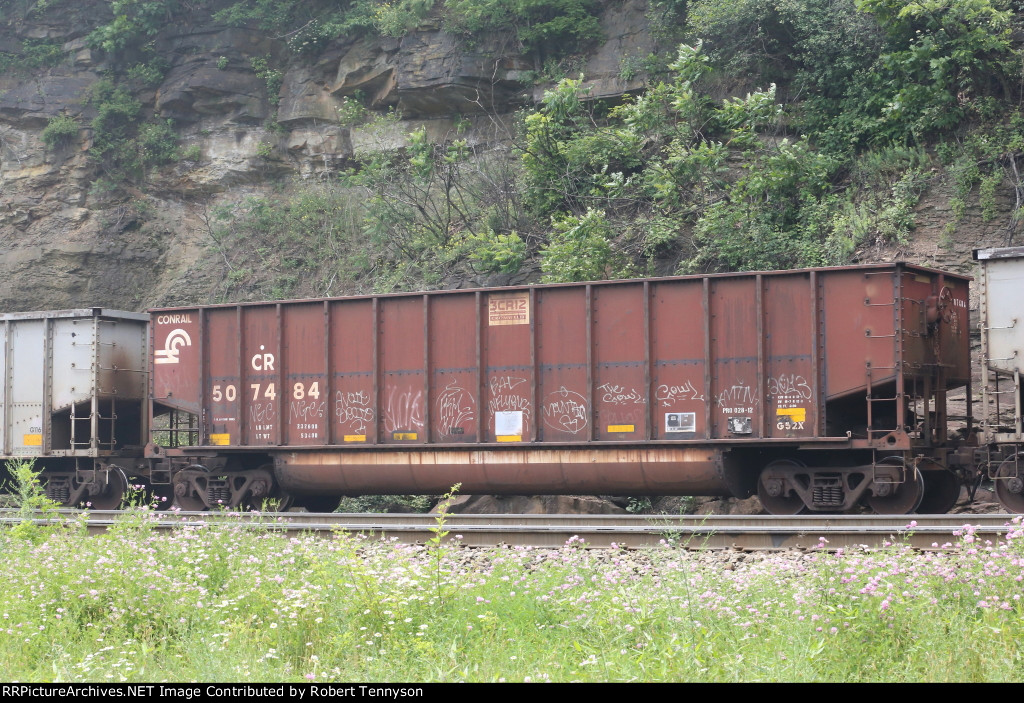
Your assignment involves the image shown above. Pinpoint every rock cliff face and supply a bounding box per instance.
[0,0,655,311]
[0,0,1015,315]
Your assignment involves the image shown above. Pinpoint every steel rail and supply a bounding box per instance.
[0,510,1017,550]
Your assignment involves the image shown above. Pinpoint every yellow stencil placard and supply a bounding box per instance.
[393,432,418,441]
[607,425,635,433]
[776,408,807,422]
[344,434,367,442]
[22,434,42,446]
[496,435,522,442]
[210,433,231,445]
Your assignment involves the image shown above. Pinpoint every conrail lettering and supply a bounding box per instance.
[155,314,193,325]
[251,345,276,370]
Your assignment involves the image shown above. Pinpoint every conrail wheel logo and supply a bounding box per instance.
[155,328,193,364]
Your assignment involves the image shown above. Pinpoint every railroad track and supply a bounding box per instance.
[1,509,1017,550]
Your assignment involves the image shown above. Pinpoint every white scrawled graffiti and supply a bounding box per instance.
[437,380,475,436]
[249,402,274,424]
[767,374,813,404]
[655,380,705,406]
[335,390,375,435]
[488,376,531,432]
[384,386,425,433]
[543,386,589,435]
[597,382,646,405]
[249,402,274,441]
[715,380,759,414]
[289,399,326,422]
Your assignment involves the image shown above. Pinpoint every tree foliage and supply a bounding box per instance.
[444,0,603,57]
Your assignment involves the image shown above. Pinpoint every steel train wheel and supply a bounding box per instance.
[87,468,129,510]
[866,460,925,514]
[994,455,1024,513]
[757,459,807,515]
[916,471,961,514]
[243,464,293,512]
[172,471,207,511]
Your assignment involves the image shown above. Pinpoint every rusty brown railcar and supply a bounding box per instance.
[147,263,971,514]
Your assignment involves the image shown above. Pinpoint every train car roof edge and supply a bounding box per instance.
[148,261,973,313]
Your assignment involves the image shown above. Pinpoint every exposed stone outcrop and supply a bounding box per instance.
[0,0,658,311]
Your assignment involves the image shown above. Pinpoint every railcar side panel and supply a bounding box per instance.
[380,296,427,445]
[709,277,761,439]
[428,293,479,443]
[283,302,328,447]
[821,269,899,400]
[536,286,589,443]
[205,307,241,447]
[8,320,44,456]
[763,273,817,439]
[152,310,201,414]
[484,289,534,443]
[976,247,1024,445]
[241,305,281,446]
[649,279,707,440]
[329,298,376,444]
[978,249,1024,377]
[592,283,647,441]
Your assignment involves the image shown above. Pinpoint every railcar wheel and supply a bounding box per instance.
[172,471,207,511]
[87,468,128,510]
[242,464,293,512]
[994,455,1024,514]
[866,461,925,514]
[757,460,807,515]
[916,471,961,514]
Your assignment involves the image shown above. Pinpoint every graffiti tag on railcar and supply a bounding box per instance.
[335,390,374,435]
[384,386,424,433]
[249,401,275,441]
[597,383,646,405]
[715,381,758,413]
[290,399,326,426]
[767,374,813,403]
[543,386,589,435]
[655,380,704,405]
[488,376,532,433]
[437,381,474,436]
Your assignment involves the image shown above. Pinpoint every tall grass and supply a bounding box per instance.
[1,513,1023,682]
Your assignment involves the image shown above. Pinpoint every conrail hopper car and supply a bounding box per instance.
[3,254,1022,515]
[146,261,973,515]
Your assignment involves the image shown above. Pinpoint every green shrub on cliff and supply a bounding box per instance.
[40,114,81,149]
